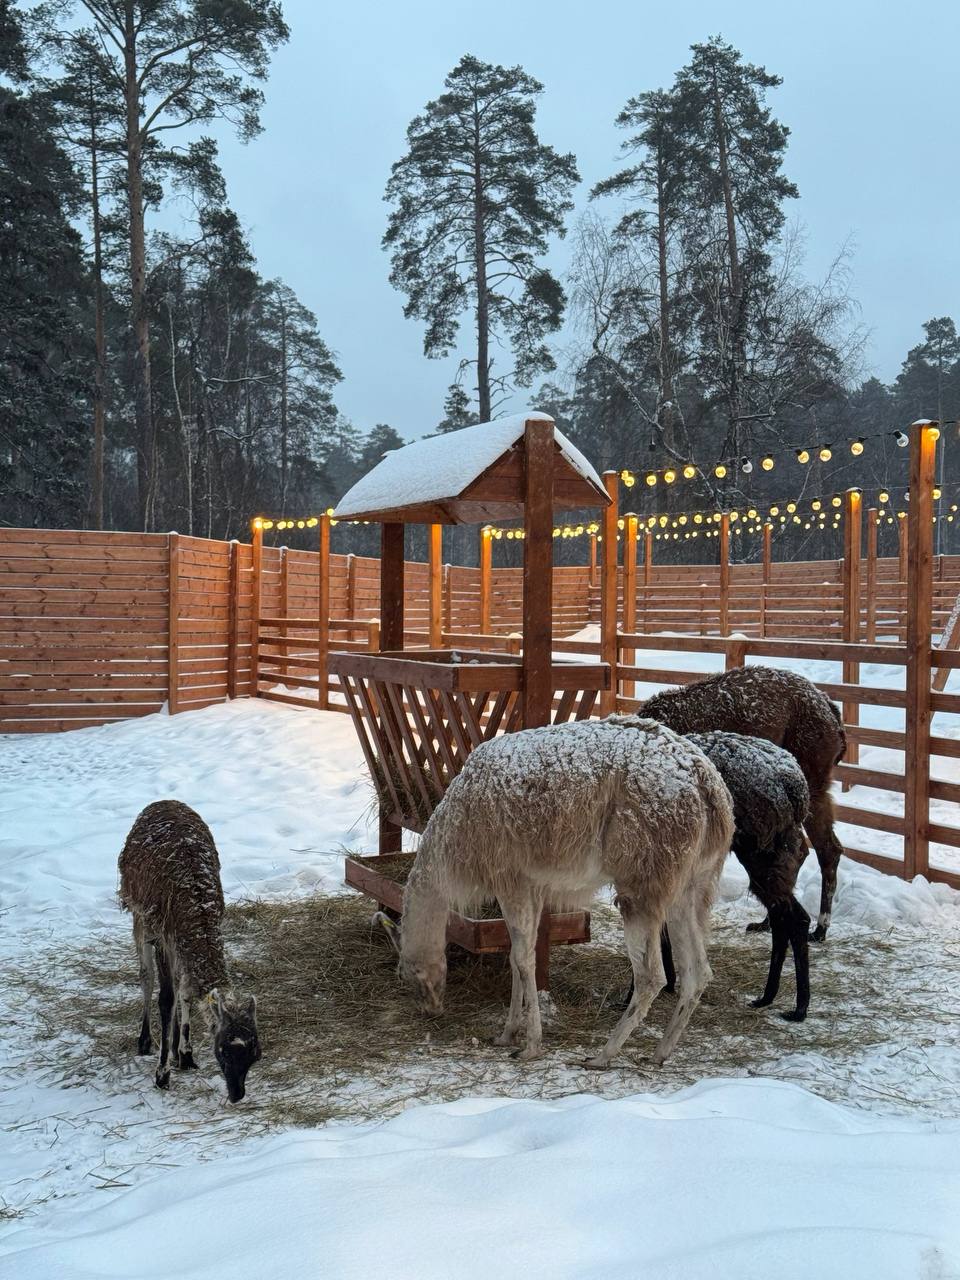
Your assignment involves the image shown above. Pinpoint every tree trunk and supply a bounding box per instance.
[123,2,154,529]
[166,296,193,534]
[472,104,491,422]
[88,72,106,531]
[279,292,289,511]
[711,71,745,456]
[656,142,675,451]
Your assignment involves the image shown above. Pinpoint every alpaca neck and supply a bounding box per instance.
[402,867,448,961]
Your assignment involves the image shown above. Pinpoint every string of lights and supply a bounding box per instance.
[617,423,950,489]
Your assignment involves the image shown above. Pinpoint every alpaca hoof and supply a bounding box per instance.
[782,1008,808,1023]
[137,1036,153,1056]
[746,917,771,934]
[509,1045,544,1062]
[810,925,828,943]
[750,995,774,1009]
[154,1069,171,1091]
[582,1055,611,1070]
[176,1051,197,1070]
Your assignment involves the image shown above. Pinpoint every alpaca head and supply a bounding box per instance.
[400,947,447,1015]
[207,990,261,1103]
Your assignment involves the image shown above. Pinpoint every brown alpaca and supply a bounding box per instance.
[638,666,846,941]
[118,800,261,1102]
[395,717,734,1066]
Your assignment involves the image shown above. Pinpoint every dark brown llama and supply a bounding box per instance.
[638,666,846,941]
[118,800,261,1102]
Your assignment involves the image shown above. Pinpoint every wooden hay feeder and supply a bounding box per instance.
[329,413,612,986]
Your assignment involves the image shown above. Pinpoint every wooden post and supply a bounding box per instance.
[719,513,730,637]
[904,421,937,880]
[279,544,289,635]
[622,514,638,700]
[589,532,598,589]
[428,522,443,648]
[479,526,492,634]
[168,532,180,715]
[227,539,239,699]
[318,514,330,710]
[865,507,878,644]
[345,552,357,630]
[521,419,556,992]
[759,523,772,638]
[379,522,405,854]
[841,489,863,778]
[599,471,619,714]
[521,419,554,731]
[250,521,263,699]
[898,512,908,641]
[643,528,652,635]
[443,563,452,636]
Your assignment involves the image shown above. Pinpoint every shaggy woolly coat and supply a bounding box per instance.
[118,800,229,999]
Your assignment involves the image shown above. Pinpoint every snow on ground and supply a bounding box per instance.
[3,1080,959,1280]
[2,657,960,1277]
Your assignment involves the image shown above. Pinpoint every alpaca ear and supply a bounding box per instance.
[206,988,227,1024]
[372,910,401,955]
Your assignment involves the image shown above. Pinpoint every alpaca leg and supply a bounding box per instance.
[782,898,811,1023]
[175,977,197,1069]
[585,905,664,1068]
[653,899,712,1066]
[493,944,525,1048]
[751,901,791,1010]
[805,790,842,941]
[154,947,174,1091]
[617,923,674,1009]
[498,892,545,1062]
[134,921,154,1056]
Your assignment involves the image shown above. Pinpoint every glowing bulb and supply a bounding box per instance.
[796,449,810,464]
[832,496,842,508]
[930,426,941,440]
[811,500,822,512]
[851,439,864,455]
[253,517,263,529]
[262,520,274,530]
[761,455,774,471]
[934,487,942,500]
[819,446,832,462]
[646,473,657,486]
[693,513,703,524]
[664,469,676,484]
[747,508,757,520]
[623,473,636,487]
[730,511,739,521]
[878,490,890,504]
[787,502,797,514]
[683,465,696,479]
[715,464,727,479]
[679,515,687,525]
[770,505,779,516]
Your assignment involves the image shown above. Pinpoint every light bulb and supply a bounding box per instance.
[819,446,832,462]
[796,449,810,464]
[741,458,753,474]
[761,456,774,471]
[646,473,657,486]
[787,502,797,514]
[770,505,779,516]
[683,465,696,479]
[878,490,890,503]
[851,439,864,455]
[895,431,909,447]
[832,496,842,508]
[812,500,822,512]
[664,469,676,484]
[715,464,727,478]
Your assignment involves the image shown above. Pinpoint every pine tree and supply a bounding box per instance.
[673,37,798,455]
[38,0,289,529]
[384,54,579,422]
[0,2,91,527]
[436,383,479,433]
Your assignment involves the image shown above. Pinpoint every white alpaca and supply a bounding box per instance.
[396,717,734,1066]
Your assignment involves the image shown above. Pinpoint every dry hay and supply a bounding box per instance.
[8,888,960,1132]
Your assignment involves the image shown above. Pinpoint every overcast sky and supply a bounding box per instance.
[211,0,960,440]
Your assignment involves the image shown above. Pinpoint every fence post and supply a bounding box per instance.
[865,507,878,644]
[345,552,357,630]
[428,523,443,648]
[479,527,492,634]
[250,521,262,698]
[643,529,652,635]
[622,514,638,701]
[719,513,730,637]
[443,563,452,636]
[898,512,908,641]
[318,514,330,710]
[168,532,180,715]
[600,471,619,714]
[279,543,289,640]
[227,539,239,699]
[841,489,863,781]
[904,421,937,880]
[589,532,598,589]
[760,522,772,638]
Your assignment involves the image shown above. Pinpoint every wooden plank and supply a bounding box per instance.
[522,419,555,730]
[0,528,165,548]
[621,514,638,700]
[227,540,239,699]
[841,489,863,780]
[904,422,936,879]
[317,515,331,710]
[428,523,443,648]
[250,523,263,696]
[599,472,618,715]
[719,513,730,637]
[380,524,404,652]
[168,534,180,714]
[865,508,878,644]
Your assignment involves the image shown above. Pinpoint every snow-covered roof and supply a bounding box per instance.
[333,412,608,523]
